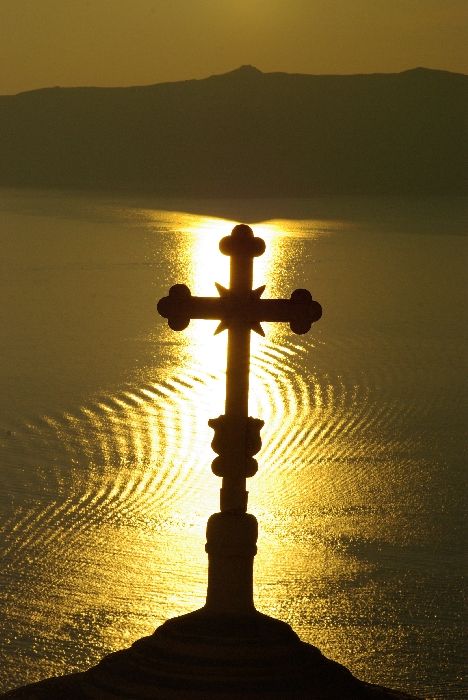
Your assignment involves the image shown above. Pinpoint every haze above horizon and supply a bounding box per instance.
[2,0,467,95]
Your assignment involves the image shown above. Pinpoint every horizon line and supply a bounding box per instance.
[3,64,466,98]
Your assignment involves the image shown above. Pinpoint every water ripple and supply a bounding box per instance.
[1,334,431,566]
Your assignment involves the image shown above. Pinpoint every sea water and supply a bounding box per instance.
[0,188,466,698]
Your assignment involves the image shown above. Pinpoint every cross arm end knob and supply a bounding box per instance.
[157,284,192,331]
[220,224,266,258]
[289,288,322,334]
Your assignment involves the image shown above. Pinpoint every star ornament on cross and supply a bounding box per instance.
[157,224,322,513]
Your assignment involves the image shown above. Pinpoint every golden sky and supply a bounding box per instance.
[1,0,467,94]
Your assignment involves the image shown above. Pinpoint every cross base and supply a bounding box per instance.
[205,512,258,615]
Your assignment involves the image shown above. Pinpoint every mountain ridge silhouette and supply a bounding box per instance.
[0,66,465,196]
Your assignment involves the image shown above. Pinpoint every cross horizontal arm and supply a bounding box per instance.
[157,284,224,330]
[159,294,229,321]
[157,284,322,335]
[256,295,321,333]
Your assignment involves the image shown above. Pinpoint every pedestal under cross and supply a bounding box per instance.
[158,223,322,615]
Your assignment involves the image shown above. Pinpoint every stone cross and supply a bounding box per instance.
[157,224,322,515]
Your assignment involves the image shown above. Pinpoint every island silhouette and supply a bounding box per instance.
[0,66,465,197]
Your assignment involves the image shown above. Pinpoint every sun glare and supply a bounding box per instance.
[185,215,285,409]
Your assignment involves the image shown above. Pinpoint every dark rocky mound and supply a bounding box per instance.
[2,610,421,699]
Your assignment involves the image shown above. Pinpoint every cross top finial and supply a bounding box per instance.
[219,224,265,258]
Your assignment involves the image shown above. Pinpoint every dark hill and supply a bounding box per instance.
[0,66,466,195]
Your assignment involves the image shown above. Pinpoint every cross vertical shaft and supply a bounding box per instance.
[216,226,265,513]
[225,253,252,418]
[222,323,251,511]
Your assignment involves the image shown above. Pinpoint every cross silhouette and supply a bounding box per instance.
[157,224,322,514]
